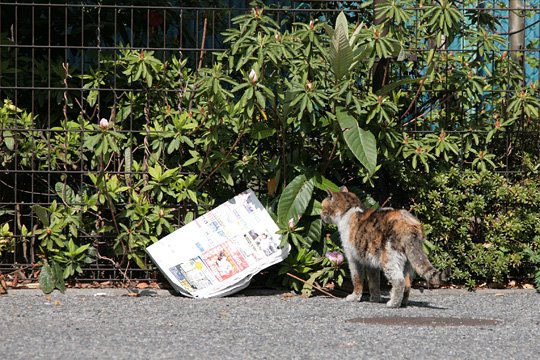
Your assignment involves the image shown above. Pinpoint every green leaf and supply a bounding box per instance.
[184,211,194,224]
[250,122,276,140]
[63,264,72,279]
[148,164,162,180]
[279,232,290,250]
[52,262,66,293]
[277,175,314,228]
[375,77,426,96]
[124,146,132,182]
[329,12,353,81]
[336,107,377,174]
[322,23,334,37]
[3,130,15,150]
[311,174,340,192]
[55,183,76,204]
[83,134,101,150]
[304,217,322,247]
[32,205,49,227]
[182,157,199,167]
[39,263,55,294]
[74,243,90,256]
[87,90,98,107]
[302,269,325,297]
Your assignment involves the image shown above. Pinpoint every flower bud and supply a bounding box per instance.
[99,118,109,130]
[305,81,313,91]
[326,251,344,266]
[288,218,295,229]
[248,69,258,84]
[309,20,315,30]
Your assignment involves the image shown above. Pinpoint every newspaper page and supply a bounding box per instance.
[146,189,290,298]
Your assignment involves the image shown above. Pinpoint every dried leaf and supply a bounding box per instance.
[136,282,149,289]
[0,275,7,295]
[280,292,297,299]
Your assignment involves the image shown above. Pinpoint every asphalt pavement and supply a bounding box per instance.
[1,287,539,360]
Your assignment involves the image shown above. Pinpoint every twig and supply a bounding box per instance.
[197,128,246,190]
[380,196,392,208]
[198,13,207,70]
[401,111,429,128]
[400,79,425,121]
[0,264,36,277]
[95,252,135,293]
[320,137,339,175]
[286,272,339,299]
[62,62,70,123]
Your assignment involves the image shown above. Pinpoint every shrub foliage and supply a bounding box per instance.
[1,2,539,292]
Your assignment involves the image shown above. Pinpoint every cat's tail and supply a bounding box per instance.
[405,236,451,286]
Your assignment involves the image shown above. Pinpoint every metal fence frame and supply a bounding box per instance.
[1,1,539,283]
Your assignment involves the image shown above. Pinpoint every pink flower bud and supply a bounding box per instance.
[326,251,344,266]
[288,218,295,229]
[99,118,109,130]
[309,20,315,30]
[248,69,258,84]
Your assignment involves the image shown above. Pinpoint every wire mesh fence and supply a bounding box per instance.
[1,1,539,283]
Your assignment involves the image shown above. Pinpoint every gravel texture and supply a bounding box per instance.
[1,288,539,359]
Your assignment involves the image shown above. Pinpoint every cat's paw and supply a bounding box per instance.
[385,300,402,308]
[344,293,362,302]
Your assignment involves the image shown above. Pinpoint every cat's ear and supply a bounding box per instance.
[325,189,333,198]
[339,186,349,193]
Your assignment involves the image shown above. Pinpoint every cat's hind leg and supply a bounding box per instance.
[345,261,365,302]
[366,267,381,303]
[401,261,414,307]
[383,255,406,308]
[386,276,405,308]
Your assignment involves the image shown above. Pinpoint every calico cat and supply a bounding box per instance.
[321,187,450,308]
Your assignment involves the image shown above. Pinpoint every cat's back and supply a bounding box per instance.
[363,207,420,223]
[351,207,423,235]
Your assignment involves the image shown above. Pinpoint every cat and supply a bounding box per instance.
[321,186,450,308]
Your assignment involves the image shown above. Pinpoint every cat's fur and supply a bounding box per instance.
[321,187,450,308]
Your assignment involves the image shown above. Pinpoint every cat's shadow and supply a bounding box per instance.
[351,294,448,310]
[399,300,448,310]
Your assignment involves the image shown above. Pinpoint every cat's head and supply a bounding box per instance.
[320,186,363,225]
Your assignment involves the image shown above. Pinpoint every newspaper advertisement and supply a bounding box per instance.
[146,189,290,298]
